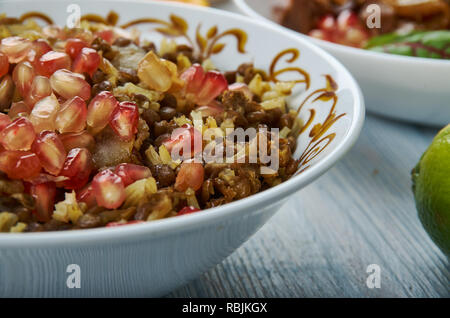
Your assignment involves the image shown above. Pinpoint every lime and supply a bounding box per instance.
[412,124,450,256]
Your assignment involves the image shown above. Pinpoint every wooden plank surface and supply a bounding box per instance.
[169,113,449,298]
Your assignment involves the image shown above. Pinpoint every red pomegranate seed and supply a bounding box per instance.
[109,101,138,141]
[114,163,151,187]
[65,38,88,59]
[86,91,118,134]
[76,183,96,208]
[49,69,91,101]
[181,64,228,105]
[31,131,66,176]
[29,94,60,132]
[96,29,115,44]
[106,220,144,227]
[0,75,14,109]
[177,206,201,216]
[60,147,93,190]
[8,101,30,119]
[36,51,71,77]
[72,47,100,76]
[0,52,9,78]
[228,83,253,100]
[174,162,204,192]
[25,75,52,106]
[56,96,87,133]
[59,131,95,152]
[0,36,32,63]
[162,124,202,159]
[318,14,336,31]
[0,150,41,179]
[12,61,35,97]
[31,182,56,222]
[196,101,224,117]
[92,169,125,209]
[0,117,36,151]
[0,113,11,131]
[27,39,52,63]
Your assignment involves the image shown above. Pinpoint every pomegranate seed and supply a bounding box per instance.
[163,124,202,159]
[49,69,91,101]
[65,38,88,59]
[0,36,31,63]
[60,147,93,190]
[0,117,36,151]
[0,75,14,109]
[31,131,66,175]
[114,163,151,187]
[178,206,201,216]
[42,25,62,39]
[36,51,71,77]
[25,75,52,106]
[26,173,68,185]
[0,150,41,179]
[92,169,125,209]
[318,15,336,31]
[31,182,56,222]
[28,39,52,63]
[8,101,30,119]
[12,61,35,97]
[29,94,60,132]
[86,91,118,134]
[96,29,115,44]
[0,113,11,131]
[0,53,9,78]
[196,101,224,117]
[228,83,253,100]
[174,162,204,192]
[181,64,228,105]
[72,47,100,76]
[59,131,95,152]
[76,183,96,208]
[106,220,144,227]
[109,101,138,141]
[337,10,360,30]
[56,96,87,133]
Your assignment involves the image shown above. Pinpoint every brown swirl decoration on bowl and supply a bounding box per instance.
[1,10,346,173]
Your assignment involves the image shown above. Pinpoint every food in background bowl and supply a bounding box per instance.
[275,0,450,59]
[0,11,305,232]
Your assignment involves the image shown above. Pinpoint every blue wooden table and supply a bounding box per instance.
[168,2,449,298]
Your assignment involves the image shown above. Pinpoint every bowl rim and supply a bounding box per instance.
[0,0,365,246]
[233,0,450,66]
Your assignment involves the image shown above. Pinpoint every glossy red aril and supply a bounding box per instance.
[96,29,115,44]
[8,101,30,119]
[12,61,35,97]
[0,150,41,179]
[114,163,151,187]
[59,131,95,152]
[0,113,11,131]
[162,124,202,159]
[76,183,96,208]
[36,51,71,77]
[49,69,91,101]
[181,64,228,105]
[28,39,52,63]
[0,53,9,78]
[196,100,224,117]
[31,182,56,222]
[106,220,144,227]
[174,162,204,192]
[56,96,87,133]
[31,131,66,175]
[92,169,125,209]
[178,206,201,216]
[60,147,93,190]
[65,38,88,59]
[26,75,52,106]
[0,36,31,63]
[29,94,60,132]
[86,91,118,134]
[109,101,138,141]
[72,47,100,76]
[0,117,36,151]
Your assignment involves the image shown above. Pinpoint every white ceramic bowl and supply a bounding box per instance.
[0,0,364,297]
[234,0,450,127]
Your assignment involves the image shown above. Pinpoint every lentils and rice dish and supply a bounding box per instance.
[0,12,301,232]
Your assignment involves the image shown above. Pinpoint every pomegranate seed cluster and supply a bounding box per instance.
[0,14,300,232]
